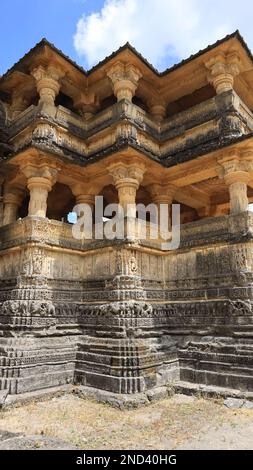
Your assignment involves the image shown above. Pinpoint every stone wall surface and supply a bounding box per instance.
[1,213,253,394]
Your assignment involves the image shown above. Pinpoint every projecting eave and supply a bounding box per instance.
[1,31,253,109]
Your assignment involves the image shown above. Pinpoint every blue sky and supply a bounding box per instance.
[0,0,104,74]
[1,0,253,76]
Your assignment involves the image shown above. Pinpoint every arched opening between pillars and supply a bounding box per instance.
[132,96,148,112]
[100,95,117,112]
[180,204,199,224]
[11,183,75,223]
[18,193,29,219]
[55,92,78,114]
[47,182,75,222]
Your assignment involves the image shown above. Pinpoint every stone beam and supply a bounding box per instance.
[165,161,218,187]
[174,185,211,210]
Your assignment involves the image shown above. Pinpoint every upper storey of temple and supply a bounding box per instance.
[3,31,253,225]
[2,30,253,110]
[1,30,253,169]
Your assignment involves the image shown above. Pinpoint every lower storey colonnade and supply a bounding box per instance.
[1,149,253,396]
[1,152,253,228]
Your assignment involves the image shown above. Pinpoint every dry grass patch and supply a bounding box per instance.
[0,394,253,449]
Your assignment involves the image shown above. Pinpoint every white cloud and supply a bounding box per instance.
[73,0,253,70]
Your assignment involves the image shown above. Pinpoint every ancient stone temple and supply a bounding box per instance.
[1,31,253,397]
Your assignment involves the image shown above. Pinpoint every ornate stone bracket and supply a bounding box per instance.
[31,65,64,110]
[107,61,143,102]
[206,51,240,94]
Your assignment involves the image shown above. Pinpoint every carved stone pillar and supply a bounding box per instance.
[3,186,24,225]
[72,183,97,211]
[107,62,142,102]
[27,178,53,217]
[109,162,145,217]
[11,91,29,118]
[149,183,176,229]
[31,65,62,108]
[148,99,167,122]
[206,52,240,94]
[219,158,250,214]
[74,91,99,120]
[71,185,97,239]
[22,165,57,218]
[227,175,249,214]
[75,194,95,211]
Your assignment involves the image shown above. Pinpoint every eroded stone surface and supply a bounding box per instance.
[1,34,253,399]
[0,433,76,450]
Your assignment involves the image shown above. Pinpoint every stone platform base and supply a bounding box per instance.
[2,381,253,410]
[173,380,253,401]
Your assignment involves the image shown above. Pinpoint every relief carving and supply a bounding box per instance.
[79,301,153,318]
[0,300,55,317]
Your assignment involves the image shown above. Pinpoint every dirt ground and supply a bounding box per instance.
[0,393,253,450]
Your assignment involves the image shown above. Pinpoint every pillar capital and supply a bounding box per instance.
[147,99,167,122]
[218,157,250,185]
[31,65,63,107]
[205,51,240,94]
[109,162,145,217]
[75,194,95,206]
[107,61,142,102]
[148,183,177,230]
[73,90,100,119]
[71,182,99,210]
[218,157,249,214]
[21,164,58,185]
[71,182,100,198]
[148,183,177,203]
[27,176,53,193]
[3,184,24,225]
[3,184,24,205]
[109,162,145,190]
